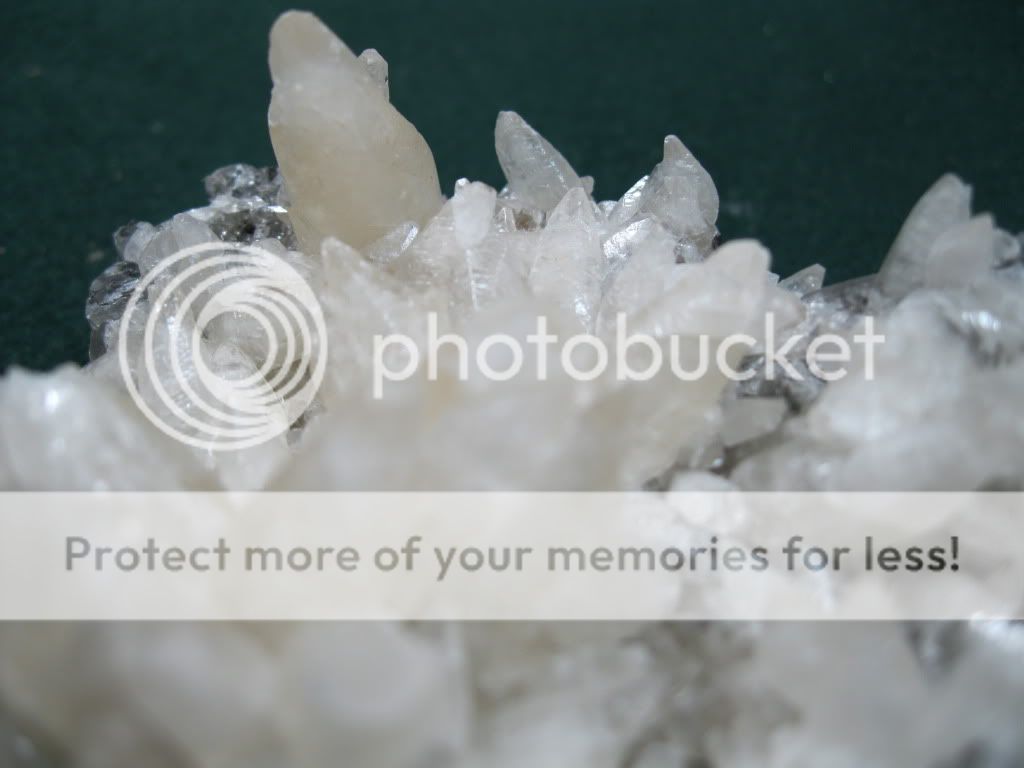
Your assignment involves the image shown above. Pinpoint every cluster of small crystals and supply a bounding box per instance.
[2,10,1024,768]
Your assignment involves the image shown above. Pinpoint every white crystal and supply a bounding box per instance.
[0,366,205,490]
[3,9,1023,768]
[529,187,605,329]
[452,180,497,248]
[779,263,826,296]
[923,213,996,289]
[495,111,587,213]
[357,48,389,99]
[878,173,972,298]
[610,135,720,255]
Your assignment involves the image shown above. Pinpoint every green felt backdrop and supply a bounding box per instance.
[2,0,1022,371]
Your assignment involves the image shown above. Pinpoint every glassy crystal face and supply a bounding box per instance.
[203,163,284,203]
[85,260,141,360]
[2,10,1024,768]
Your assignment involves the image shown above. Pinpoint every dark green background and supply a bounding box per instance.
[2,1,1022,371]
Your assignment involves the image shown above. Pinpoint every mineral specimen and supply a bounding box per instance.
[494,110,590,213]
[1,9,1022,768]
[268,10,443,252]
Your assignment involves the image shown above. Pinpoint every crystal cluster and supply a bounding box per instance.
[2,10,1023,768]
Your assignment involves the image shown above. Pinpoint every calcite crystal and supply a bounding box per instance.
[494,111,592,213]
[2,10,1024,768]
[268,10,443,252]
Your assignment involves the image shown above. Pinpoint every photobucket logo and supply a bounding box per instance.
[118,242,327,451]
[372,313,884,398]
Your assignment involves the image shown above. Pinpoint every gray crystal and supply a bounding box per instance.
[879,174,972,299]
[495,111,586,213]
[629,136,719,254]
[85,260,141,360]
[993,230,1022,268]
[935,277,1024,365]
[203,163,283,203]
[204,206,297,250]
[606,136,720,259]
[357,48,389,99]
[735,352,827,412]
[111,221,146,258]
[779,263,826,296]
[803,274,886,328]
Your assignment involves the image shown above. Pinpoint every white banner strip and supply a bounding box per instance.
[0,492,1021,620]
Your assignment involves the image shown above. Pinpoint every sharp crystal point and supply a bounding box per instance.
[780,264,826,296]
[452,181,497,248]
[357,48,389,99]
[268,11,442,252]
[879,173,973,298]
[662,134,687,161]
[4,11,1024,768]
[494,110,586,213]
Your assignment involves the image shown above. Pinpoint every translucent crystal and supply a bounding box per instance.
[495,111,586,213]
[598,217,678,318]
[85,260,141,360]
[204,206,297,250]
[610,135,720,256]
[496,185,547,231]
[363,221,419,267]
[529,187,605,329]
[994,229,1022,268]
[357,48,389,99]
[204,163,283,203]
[779,263,825,296]
[878,173,972,298]
[268,11,443,251]
[124,213,217,275]
[3,9,1023,768]
[620,239,770,339]
[389,186,531,318]
[923,214,997,290]
[934,274,1024,365]
[111,221,145,258]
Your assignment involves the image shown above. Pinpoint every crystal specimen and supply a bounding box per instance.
[203,163,283,203]
[608,135,720,258]
[878,173,972,299]
[268,11,443,252]
[357,48,389,99]
[0,366,206,491]
[2,9,1024,768]
[779,263,825,296]
[201,164,296,248]
[494,111,589,213]
[85,260,140,359]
